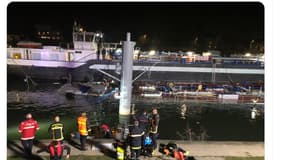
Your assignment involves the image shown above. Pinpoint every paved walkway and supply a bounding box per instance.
[194,157,225,160]
[7,139,264,159]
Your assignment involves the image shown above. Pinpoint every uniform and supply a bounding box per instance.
[48,122,64,142]
[77,115,89,150]
[129,125,144,160]
[149,113,159,150]
[48,141,71,160]
[18,118,40,158]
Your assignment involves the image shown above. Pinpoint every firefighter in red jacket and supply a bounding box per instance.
[18,113,40,158]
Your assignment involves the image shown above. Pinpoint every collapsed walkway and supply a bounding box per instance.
[7,139,264,159]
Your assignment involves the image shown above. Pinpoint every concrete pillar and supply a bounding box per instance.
[119,33,136,124]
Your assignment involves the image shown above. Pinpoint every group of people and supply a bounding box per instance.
[114,108,160,160]
[18,113,71,160]
[17,108,160,160]
[18,112,95,159]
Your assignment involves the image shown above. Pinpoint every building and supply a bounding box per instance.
[34,24,64,46]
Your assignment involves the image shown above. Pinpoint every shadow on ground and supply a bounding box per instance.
[7,140,44,160]
[88,140,117,159]
[66,138,81,150]
[34,139,48,154]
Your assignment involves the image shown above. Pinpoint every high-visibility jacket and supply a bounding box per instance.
[77,116,88,136]
[18,119,40,140]
[116,146,125,160]
[49,122,64,141]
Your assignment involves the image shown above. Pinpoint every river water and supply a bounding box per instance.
[7,78,264,141]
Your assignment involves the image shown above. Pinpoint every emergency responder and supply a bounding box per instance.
[159,142,190,160]
[129,120,144,160]
[101,123,112,138]
[48,116,64,143]
[48,140,71,160]
[137,110,149,132]
[18,113,40,158]
[137,110,149,154]
[114,124,126,160]
[77,112,90,150]
[149,108,160,154]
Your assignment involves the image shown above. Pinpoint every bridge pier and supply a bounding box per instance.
[119,33,136,124]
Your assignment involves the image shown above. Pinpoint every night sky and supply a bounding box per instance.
[7,2,264,52]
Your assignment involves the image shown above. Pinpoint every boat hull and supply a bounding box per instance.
[7,64,264,83]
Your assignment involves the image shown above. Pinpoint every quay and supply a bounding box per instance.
[7,139,264,159]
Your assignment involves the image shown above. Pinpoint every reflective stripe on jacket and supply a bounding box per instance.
[18,119,40,140]
[77,116,88,136]
[50,122,64,141]
[129,126,144,149]
[116,146,125,160]
[149,114,159,134]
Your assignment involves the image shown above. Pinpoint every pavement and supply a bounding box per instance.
[7,139,264,159]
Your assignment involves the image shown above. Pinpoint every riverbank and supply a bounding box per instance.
[7,139,264,159]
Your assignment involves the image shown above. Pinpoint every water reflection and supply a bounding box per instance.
[7,81,264,141]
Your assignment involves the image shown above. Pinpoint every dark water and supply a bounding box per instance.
[7,79,264,141]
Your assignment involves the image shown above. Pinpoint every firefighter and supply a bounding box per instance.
[137,110,149,132]
[159,142,190,160]
[18,113,40,158]
[77,112,90,150]
[48,141,71,160]
[149,108,160,154]
[137,110,149,155]
[100,123,112,138]
[48,116,64,143]
[129,120,144,160]
[114,124,128,160]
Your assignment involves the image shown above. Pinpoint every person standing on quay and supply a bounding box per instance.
[18,113,40,158]
[48,115,65,143]
[77,112,90,150]
[138,110,149,132]
[129,120,144,160]
[149,108,160,154]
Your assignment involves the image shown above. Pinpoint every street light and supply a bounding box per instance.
[134,50,140,55]
[245,53,251,57]
[95,31,103,42]
[203,52,212,56]
[186,51,193,56]
[149,50,156,56]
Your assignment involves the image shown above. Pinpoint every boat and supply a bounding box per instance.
[7,21,121,82]
[7,22,264,83]
[133,82,264,104]
[64,82,116,104]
